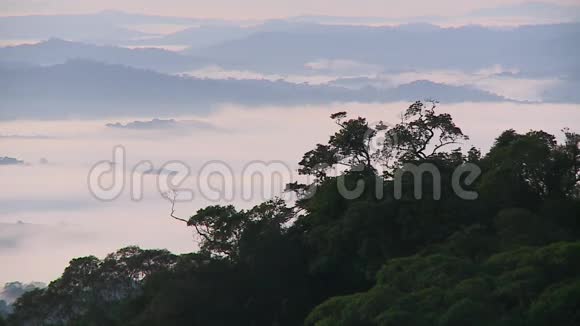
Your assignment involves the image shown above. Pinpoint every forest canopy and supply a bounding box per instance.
[4,102,580,326]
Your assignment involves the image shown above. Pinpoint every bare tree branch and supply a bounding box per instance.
[165,191,189,224]
[430,141,459,156]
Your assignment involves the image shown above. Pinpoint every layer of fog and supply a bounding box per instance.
[0,101,579,284]
[182,64,561,102]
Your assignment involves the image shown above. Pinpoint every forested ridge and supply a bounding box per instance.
[3,102,580,326]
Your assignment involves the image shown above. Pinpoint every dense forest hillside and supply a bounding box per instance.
[3,102,579,326]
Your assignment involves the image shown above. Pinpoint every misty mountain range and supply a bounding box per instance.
[1,2,579,43]
[0,38,206,73]
[0,10,211,43]
[1,5,579,120]
[190,22,580,76]
[0,60,507,120]
[1,22,578,78]
[291,2,580,25]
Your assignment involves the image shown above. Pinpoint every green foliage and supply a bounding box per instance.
[8,247,176,325]
[479,129,580,207]
[297,101,468,181]
[494,208,564,248]
[307,242,580,326]
[0,300,12,321]
[438,298,490,326]
[187,204,246,257]
[8,103,580,326]
[529,279,580,325]
[187,198,293,259]
[386,100,468,163]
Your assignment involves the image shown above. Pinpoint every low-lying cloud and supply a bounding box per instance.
[106,118,216,131]
[0,157,24,166]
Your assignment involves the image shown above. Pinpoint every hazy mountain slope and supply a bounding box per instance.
[2,2,579,43]
[0,60,505,119]
[193,23,580,76]
[0,10,212,43]
[0,39,206,73]
[143,25,256,49]
[3,23,577,80]
[469,2,580,22]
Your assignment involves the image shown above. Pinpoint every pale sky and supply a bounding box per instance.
[0,0,579,19]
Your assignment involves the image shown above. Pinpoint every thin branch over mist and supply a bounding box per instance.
[164,191,188,224]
